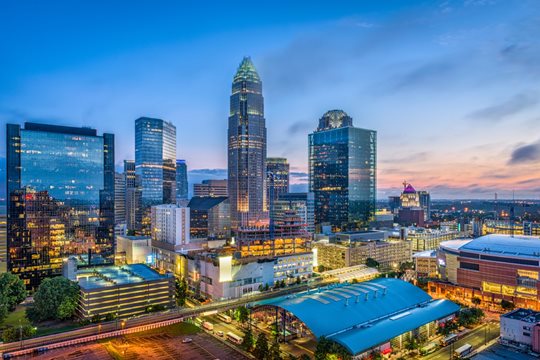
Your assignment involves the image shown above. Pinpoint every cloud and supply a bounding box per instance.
[508,140,540,164]
[288,121,313,135]
[290,171,308,184]
[389,61,457,92]
[467,92,539,122]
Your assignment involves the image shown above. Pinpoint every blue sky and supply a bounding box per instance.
[1,0,540,199]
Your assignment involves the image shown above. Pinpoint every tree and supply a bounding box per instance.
[472,297,481,307]
[501,299,515,311]
[288,355,298,360]
[0,273,27,323]
[2,324,36,343]
[296,276,301,285]
[299,355,311,360]
[175,277,188,307]
[264,283,270,291]
[235,306,249,325]
[316,265,326,273]
[365,258,380,268]
[253,333,269,360]
[242,327,255,351]
[26,277,79,322]
[269,341,282,360]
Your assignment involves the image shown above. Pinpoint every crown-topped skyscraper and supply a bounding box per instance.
[228,57,267,229]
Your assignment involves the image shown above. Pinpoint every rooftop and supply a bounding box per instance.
[412,250,437,258]
[233,56,260,83]
[252,278,459,355]
[188,196,228,211]
[459,234,540,258]
[502,308,540,323]
[77,264,169,290]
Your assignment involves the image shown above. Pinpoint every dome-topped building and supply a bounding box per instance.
[317,109,353,131]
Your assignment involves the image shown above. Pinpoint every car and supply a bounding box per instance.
[182,338,193,343]
[216,330,224,337]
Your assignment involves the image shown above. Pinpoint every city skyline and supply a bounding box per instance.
[2,1,540,199]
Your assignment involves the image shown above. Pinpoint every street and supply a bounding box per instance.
[425,322,500,360]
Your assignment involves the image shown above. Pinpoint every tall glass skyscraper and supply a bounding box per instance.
[176,159,188,201]
[6,123,115,288]
[228,57,267,229]
[266,157,289,208]
[135,117,176,206]
[308,110,376,231]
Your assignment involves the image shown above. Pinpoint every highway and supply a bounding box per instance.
[425,322,500,360]
[0,280,326,357]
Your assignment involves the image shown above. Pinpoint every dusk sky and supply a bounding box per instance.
[2,0,540,199]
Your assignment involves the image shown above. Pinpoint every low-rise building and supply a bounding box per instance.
[188,196,230,239]
[500,308,540,352]
[314,238,411,271]
[413,250,438,278]
[116,235,151,265]
[75,263,175,319]
[405,227,463,252]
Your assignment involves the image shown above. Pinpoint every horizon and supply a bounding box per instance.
[2,1,540,200]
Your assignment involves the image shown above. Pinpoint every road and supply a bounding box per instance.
[425,322,500,360]
[0,279,329,356]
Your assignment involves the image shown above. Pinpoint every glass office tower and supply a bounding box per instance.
[228,57,267,229]
[266,157,289,209]
[135,117,176,206]
[6,123,115,288]
[308,110,376,231]
[176,159,188,201]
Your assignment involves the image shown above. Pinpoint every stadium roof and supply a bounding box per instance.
[459,234,540,258]
[252,278,459,355]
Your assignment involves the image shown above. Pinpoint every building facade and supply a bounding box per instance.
[114,172,126,225]
[194,179,228,197]
[135,117,176,205]
[266,157,289,208]
[272,192,315,234]
[500,309,540,352]
[309,110,376,232]
[228,57,267,229]
[6,123,114,288]
[176,159,188,201]
[115,235,151,265]
[188,196,230,239]
[0,215,6,273]
[433,235,540,310]
[151,204,190,251]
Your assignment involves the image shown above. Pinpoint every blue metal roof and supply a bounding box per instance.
[252,278,459,355]
[459,234,540,258]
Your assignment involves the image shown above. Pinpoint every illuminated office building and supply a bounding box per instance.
[6,123,115,288]
[0,215,6,273]
[266,157,289,208]
[114,173,126,225]
[309,110,376,231]
[228,57,267,229]
[176,159,188,201]
[135,117,176,206]
[194,179,228,197]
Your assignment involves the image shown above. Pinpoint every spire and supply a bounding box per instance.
[233,56,260,83]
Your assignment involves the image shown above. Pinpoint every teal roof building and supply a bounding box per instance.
[252,278,459,356]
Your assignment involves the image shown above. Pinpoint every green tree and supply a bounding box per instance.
[314,336,332,360]
[242,327,255,351]
[296,276,301,285]
[471,297,481,307]
[365,258,380,268]
[269,341,282,360]
[0,273,27,323]
[2,324,36,343]
[175,277,188,307]
[235,306,249,325]
[253,333,269,360]
[299,355,311,360]
[26,277,79,322]
[288,355,298,360]
[501,299,515,311]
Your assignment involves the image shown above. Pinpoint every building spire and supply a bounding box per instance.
[233,56,260,83]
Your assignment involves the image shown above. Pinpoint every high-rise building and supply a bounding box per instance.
[114,172,126,225]
[266,157,289,209]
[228,57,267,229]
[193,179,228,197]
[308,110,376,232]
[272,192,315,234]
[123,160,143,232]
[6,123,115,288]
[176,159,188,201]
[150,204,190,250]
[135,117,176,206]
[0,215,6,273]
[124,160,136,188]
[419,191,431,221]
[188,196,230,239]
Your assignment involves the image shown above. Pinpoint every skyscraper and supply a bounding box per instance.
[227,57,267,229]
[176,159,188,201]
[193,179,228,197]
[115,172,126,224]
[266,157,289,208]
[309,110,376,232]
[135,117,176,206]
[6,123,115,288]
